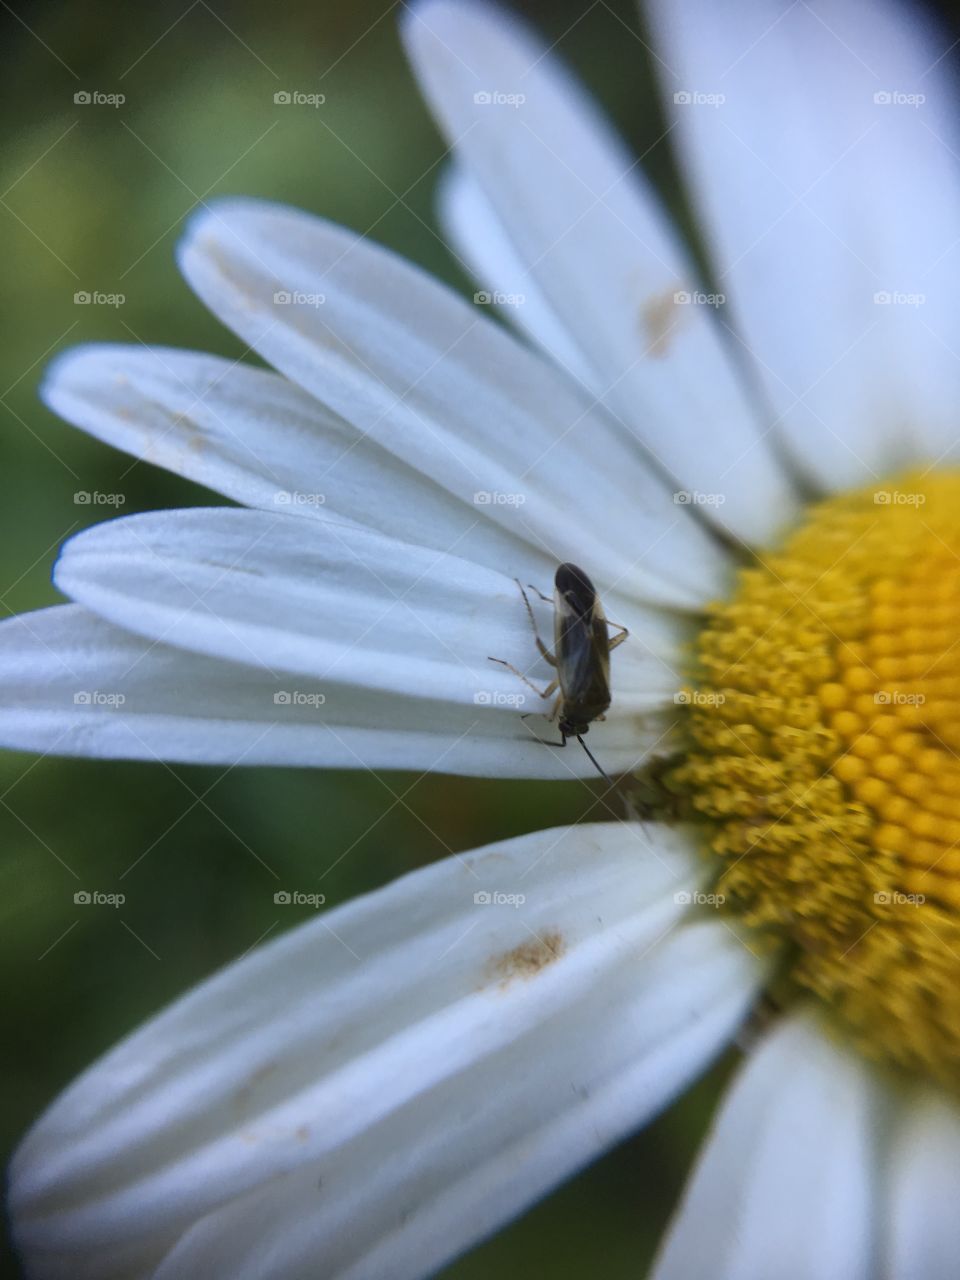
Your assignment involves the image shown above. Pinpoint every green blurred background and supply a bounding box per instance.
[2,1,953,1274]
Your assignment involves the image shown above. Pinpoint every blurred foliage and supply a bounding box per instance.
[4,0,955,1275]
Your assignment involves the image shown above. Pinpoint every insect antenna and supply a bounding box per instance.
[577,734,614,787]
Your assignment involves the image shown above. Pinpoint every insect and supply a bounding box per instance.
[489,562,628,782]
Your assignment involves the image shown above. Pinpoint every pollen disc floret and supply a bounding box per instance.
[671,470,960,1090]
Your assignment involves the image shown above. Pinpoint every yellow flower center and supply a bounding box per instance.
[670,469,960,1090]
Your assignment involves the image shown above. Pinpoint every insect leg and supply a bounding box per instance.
[525,582,553,604]
[607,620,629,652]
[487,657,559,701]
[514,580,558,666]
[519,716,566,748]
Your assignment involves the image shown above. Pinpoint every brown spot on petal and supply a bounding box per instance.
[489,930,566,988]
[642,286,689,358]
[174,413,207,453]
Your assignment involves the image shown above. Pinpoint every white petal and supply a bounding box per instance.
[0,604,672,779]
[886,1090,960,1279]
[177,198,729,609]
[652,1009,879,1280]
[437,167,597,389]
[402,0,799,546]
[649,0,960,486]
[11,822,764,1280]
[53,507,687,715]
[42,344,537,575]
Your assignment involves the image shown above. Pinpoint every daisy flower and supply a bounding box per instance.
[8,0,960,1276]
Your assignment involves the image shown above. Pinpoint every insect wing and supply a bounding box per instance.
[553,575,611,718]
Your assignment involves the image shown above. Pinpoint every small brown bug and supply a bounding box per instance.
[489,562,628,781]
